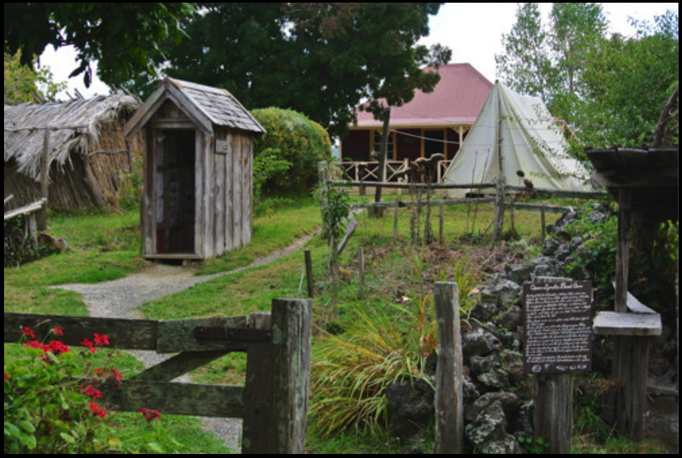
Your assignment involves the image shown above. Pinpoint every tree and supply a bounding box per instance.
[129,3,448,139]
[576,11,678,147]
[496,5,678,149]
[495,3,556,101]
[285,3,449,206]
[4,49,65,103]
[4,3,195,87]
[495,3,608,115]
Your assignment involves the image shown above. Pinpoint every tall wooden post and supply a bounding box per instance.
[434,282,463,454]
[613,188,647,440]
[490,176,505,249]
[532,374,573,454]
[38,130,50,230]
[615,189,632,314]
[304,250,315,298]
[242,299,312,454]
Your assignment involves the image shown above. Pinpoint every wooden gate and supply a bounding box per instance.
[4,298,311,454]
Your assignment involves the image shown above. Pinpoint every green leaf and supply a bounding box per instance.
[18,420,35,433]
[60,432,76,444]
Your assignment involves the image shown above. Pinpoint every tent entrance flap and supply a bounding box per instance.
[154,129,196,254]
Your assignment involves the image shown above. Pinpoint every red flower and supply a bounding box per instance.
[53,326,64,336]
[89,401,107,418]
[95,367,123,387]
[140,407,162,423]
[84,385,103,399]
[23,340,43,350]
[94,334,110,346]
[4,372,9,380]
[47,341,69,356]
[22,327,35,339]
[81,338,96,354]
[109,368,122,383]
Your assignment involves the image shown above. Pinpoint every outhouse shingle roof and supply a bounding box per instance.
[167,78,266,133]
[124,77,265,138]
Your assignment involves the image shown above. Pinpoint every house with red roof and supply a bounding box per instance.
[340,63,493,166]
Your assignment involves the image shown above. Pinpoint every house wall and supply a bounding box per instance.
[341,130,370,161]
[395,129,422,162]
[342,127,467,163]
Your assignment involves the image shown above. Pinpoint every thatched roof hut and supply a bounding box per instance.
[4,92,144,211]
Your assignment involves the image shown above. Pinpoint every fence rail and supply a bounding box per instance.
[4,297,312,455]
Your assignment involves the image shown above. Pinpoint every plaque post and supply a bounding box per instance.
[523,279,593,454]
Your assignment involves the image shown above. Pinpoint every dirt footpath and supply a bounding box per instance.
[55,232,316,452]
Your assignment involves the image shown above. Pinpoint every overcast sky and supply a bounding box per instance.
[40,2,678,100]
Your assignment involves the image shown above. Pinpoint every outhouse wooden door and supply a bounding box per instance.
[154,129,196,255]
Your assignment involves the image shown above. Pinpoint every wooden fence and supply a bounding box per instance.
[328,177,606,244]
[4,298,312,454]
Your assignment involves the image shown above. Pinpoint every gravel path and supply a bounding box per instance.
[55,232,317,452]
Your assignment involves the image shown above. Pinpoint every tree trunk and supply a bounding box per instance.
[371,107,391,217]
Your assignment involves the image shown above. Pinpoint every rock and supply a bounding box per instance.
[477,367,510,391]
[386,378,434,442]
[480,433,521,454]
[505,263,534,285]
[471,302,498,322]
[569,236,583,251]
[588,209,609,224]
[470,353,510,391]
[465,400,507,446]
[554,243,572,264]
[494,279,521,306]
[465,398,523,454]
[533,258,557,278]
[499,350,526,391]
[465,392,520,424]
[553,208,579,230]
[463,327,502,360]
[498,306,522,332]
[463,375,481,403]
[542,237,561,256]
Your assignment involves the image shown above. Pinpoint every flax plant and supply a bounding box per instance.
[310,301,431,438]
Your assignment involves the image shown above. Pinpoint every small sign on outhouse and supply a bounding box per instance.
[124,78,265,260]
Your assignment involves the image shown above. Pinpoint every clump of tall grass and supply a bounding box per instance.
[310,299,433,438]
[310,252,484,438]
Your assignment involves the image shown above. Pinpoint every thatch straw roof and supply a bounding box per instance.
[4,92,140,180]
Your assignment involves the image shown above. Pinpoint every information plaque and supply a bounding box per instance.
[523,280,593,374]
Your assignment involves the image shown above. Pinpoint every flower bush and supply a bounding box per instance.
[4,326,159,454]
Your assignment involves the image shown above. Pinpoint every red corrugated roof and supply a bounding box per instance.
[353,63,493,128]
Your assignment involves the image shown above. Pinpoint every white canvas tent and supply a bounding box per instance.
[442,82,593,197]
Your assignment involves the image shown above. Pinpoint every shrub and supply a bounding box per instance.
[250,108,333,195]
[4,326,162,454]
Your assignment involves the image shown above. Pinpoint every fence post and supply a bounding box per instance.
[304,250,315,298]
[490,177,505,249]
[434,282,463,454]
[359,247,365,299]
[439,202,444,244]
[242,299,312,454]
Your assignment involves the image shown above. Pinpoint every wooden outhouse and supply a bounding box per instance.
[124,78,265,260]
